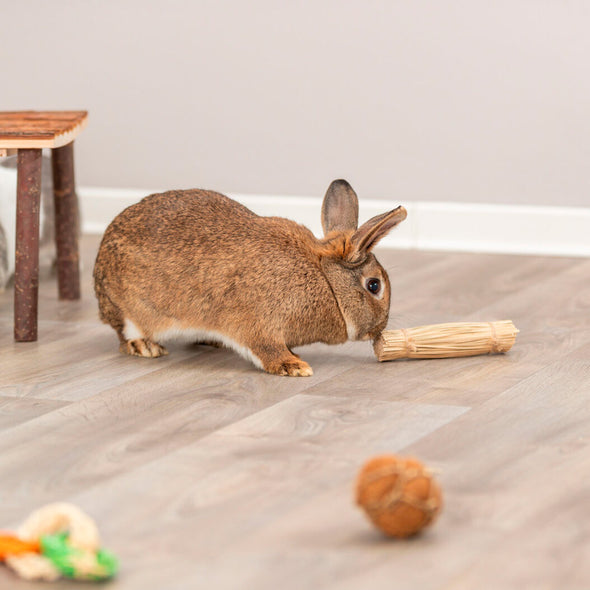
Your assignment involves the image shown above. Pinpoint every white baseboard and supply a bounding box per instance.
[79,187,590,258]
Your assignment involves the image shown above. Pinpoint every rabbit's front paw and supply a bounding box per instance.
[267,357,314,377]
[280,360,314,377]
[120,338,168,358]
[254,344,314,377]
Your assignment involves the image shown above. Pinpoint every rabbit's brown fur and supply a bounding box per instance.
[94,180,406,376]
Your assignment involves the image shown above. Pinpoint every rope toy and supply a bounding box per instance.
[0,503,118,582]
[355,455,443,538]
[374,320,519,361]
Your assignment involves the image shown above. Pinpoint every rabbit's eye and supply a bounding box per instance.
[366,278,381,295]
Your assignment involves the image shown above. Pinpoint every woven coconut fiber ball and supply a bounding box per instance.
[355,455,443,538]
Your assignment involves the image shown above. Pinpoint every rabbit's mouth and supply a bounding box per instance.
[368,326,387,343]
[357,329,380,342]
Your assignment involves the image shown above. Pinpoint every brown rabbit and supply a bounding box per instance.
[93,179,406,376]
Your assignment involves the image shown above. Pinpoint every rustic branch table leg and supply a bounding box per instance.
[14,149,42,342]
[51,141,80,300]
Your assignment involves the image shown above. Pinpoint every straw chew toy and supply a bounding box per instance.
[355,455,443,538]
[374,320,518,362]
[0,503,118,582]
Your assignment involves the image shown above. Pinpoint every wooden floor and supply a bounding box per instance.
[1,235,589,590]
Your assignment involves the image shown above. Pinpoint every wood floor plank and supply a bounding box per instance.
[314,254,590,409]
[0,321,196,400]
[442,487,590,590]
[27,395,466,590]
[410,348,590,512]
[301,344,590,590]
[380,249,581,328]
[0,396,69,430]
[0,235,589,589]
[393,347,590,588]
[0,346,378,526]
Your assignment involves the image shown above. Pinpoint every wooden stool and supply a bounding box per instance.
[0,111,88,341]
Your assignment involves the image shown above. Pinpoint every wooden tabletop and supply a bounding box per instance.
[0,110,88,149]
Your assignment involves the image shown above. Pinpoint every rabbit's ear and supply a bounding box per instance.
[351,206,407,254]
[321,179,359,236]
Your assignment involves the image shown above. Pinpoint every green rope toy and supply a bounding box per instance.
[0,503,118,582]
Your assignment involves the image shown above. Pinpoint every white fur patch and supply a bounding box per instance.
[153,326,264,370]
[345,319,357,340]
[123,319,145,341]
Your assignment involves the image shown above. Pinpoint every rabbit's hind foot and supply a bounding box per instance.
[120,338,169,358]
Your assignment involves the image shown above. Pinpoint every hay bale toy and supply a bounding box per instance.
[0,503,118,582]
[355,455,443,538]
[374,320,518,362]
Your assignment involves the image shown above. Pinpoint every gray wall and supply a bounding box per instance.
[3,1,589,206]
